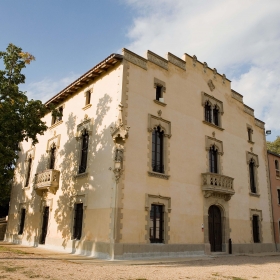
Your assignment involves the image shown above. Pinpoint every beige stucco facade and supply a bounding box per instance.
[6,49,275,258]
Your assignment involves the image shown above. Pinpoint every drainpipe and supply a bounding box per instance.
[267,152,278,252]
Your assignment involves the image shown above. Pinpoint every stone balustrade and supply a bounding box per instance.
[201,172,235,201]
[34,169,60,194]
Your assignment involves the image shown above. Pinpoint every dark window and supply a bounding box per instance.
[18,208,26,235]
[277,189,280,204]
[40,206,49,244]
[51,106,63,125]
[86,91,91,105]
[249,159,256,193]
[25,157,32,187]
[204,101,212,123]
[73,203,83,240]
[79,131,89,174]
[252,215,260,243]
[149,204,164,243]
[156,85,162,101]
[49,146,56,170]
[209,146,218,173]
[248,128,253,142]
[152,126,164,173]
[275,160,280,177]
[213,106,219,126]
[57,106,63,121]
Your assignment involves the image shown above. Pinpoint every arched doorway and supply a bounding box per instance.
[208,205,222,252]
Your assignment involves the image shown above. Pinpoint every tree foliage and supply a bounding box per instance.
[267,136,280,154]
[0,43,48,206]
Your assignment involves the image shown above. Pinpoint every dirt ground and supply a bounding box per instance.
[0,244,280,280]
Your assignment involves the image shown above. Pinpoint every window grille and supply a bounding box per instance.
[152,126,164,173]
[209,146,218,173]
[149,204,164,243]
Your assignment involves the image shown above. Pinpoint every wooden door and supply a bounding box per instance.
[40,206,49,244]
[208,205,222,252]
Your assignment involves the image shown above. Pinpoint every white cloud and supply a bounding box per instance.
[124,0,280,137]
[21,73,80,103]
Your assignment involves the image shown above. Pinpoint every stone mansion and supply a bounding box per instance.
[6,48,276,258]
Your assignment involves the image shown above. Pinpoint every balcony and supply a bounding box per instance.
[34,169,60,194]
[201,172,235,201]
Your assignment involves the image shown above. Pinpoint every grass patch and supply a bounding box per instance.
[0,246,30,254]
[0,265,24,272]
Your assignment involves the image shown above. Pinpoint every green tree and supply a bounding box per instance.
[0,43,48,207]
[267,136,280,154]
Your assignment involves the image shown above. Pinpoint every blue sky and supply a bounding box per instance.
[1,0,280,141]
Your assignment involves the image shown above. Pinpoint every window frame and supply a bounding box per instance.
[18,208,26,235]
[252,215,260,243]
[246,152,259,196]
[78,130,89,174]
[152,126,164,174]
[202,92,224,129]
[209,145,218,173]
[250,209,263,243]
[205,136,223,174]
[147,114,171,180]
[277,189,280,205]
[153,77,166,105]
[49,144,56,170]
[149,204,164,243]
[72,203,83,240]
[275,160,280,177]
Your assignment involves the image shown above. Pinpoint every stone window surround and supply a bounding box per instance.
[205,136,224,175]
[250,209,263,243]
[83,87,93,110]
[46,135,61,170]
[17,203,27,236]
[37,197,53,244]
[202,92,224,129]
[247,124,254,144]
[154,77,166,105]
[24,147,35,189]
[144,193,171,244]
[68,193,87,240]
[147,114,171,180]
[74,118,93,177]
[203,199,230,253]
[49,103,65,129]
[246,151,260,196]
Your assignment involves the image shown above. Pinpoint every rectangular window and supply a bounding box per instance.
[73,203,83,240]
[277,189,280,204]
[51,106,63,125]
[85,91,91,105]
[252,215,260,243]
[156,85,162,101]
[149,204,164,243]
[249,160,256,193]
[248,128,252,141]
[18,208,26,235]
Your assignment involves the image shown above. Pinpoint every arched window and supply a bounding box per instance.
[79,130,89,174]
[152,126,164,173]
[25,157,32,187]
[213,105,219,126]
[49,145,56,169]
[204,101,212,123]
[249,159,256,193]
[209,145,218,173]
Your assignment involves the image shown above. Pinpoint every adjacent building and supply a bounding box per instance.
[267,151,280,251]
[6,48,276,258]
